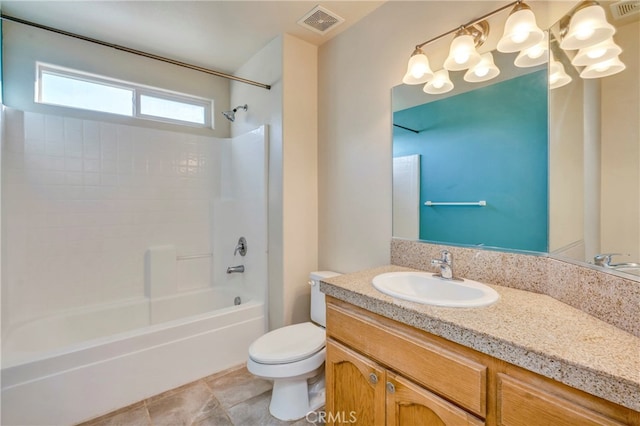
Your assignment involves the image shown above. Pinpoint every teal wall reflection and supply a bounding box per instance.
[393,70,548,252]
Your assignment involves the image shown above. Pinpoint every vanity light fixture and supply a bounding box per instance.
[443,26,485,71]
[580,55,626,78]
[402,1,525,95]
[497,1,544,53]
[559,1,615,50]
[514,32,548,68]
[571,37,622,66]
[549,55,573,90]
[402,47,434,85]
[464,52,500,82]
[423,69,454,94]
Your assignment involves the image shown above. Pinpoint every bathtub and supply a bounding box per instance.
[1,287,265,425]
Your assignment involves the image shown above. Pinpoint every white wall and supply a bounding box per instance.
[2,21,231,137]
[318,1,575,273]
[230,34,318,328]
[549,59,585,254]
[601,20,640,261]
[212,127,269,303]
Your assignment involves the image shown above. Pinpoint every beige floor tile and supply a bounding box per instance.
[77,365,322,426]
[79,402,150,426]
[146,381,230,426]
[226,390,297,426]
[204,366,273,410]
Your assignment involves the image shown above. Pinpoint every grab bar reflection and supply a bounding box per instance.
[424,201,487,206]
[176,253,213,261]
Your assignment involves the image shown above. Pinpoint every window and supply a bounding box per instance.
[36,63,213,128]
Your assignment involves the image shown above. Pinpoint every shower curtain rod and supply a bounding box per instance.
[1,14,272,90]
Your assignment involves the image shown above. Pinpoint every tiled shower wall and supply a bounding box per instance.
[2,109,221,327]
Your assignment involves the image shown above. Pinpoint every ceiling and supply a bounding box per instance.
[1,1,385,74]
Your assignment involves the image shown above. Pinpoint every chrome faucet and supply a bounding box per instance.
[594,253,628,267]
[234,237,247,257]
[431,250,454,280]
[227,265,245,274]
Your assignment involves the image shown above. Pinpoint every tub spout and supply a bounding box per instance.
[227,265,245,274]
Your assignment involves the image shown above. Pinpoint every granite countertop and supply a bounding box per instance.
[320,265,640,412]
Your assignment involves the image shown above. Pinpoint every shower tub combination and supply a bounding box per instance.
[1,288,264,425]
[1,116,269,425]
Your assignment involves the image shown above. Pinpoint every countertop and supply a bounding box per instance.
[320,265,640,412]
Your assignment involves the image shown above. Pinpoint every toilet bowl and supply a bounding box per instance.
[247,271,340,421]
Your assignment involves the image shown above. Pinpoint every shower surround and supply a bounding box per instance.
[1,108,268,424]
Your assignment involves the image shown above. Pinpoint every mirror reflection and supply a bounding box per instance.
[548,1,639,275]
[393,64,548,252]
[392,1,639,277]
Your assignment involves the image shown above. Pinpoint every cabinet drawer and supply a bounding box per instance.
[327,301,488,418]
[497,374,626,426]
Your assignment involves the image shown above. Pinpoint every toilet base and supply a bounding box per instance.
[269,367,325,421]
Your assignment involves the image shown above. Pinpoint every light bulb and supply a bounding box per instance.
[527,45,544,59]
[464,52,500,83]
[497,3,544,53]
[549,58,572,89]
[571,37,622,67]
[514,32,548,68]
[455,51,470,65]
[423,69,454,94]
[411,63,428,78]
[587,48,607,59]
[510,24,529,43]
[444,33,482,71]
[402,49,433,85]
[580,56,625,78]
[575,26,595,41]
[560,4,615,50]
[474,67,489,77]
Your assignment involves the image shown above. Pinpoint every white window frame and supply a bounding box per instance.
[35,62,214,129]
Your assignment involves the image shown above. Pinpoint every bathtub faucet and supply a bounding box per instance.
[227,265,245,274]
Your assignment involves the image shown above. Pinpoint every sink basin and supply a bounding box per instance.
[372,272,499,307]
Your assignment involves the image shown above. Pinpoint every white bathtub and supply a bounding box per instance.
[1,287,265,425]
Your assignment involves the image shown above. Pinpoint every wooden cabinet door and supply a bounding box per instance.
[497,374,627,426]
[326,339,386,426]
[386,372,485,426]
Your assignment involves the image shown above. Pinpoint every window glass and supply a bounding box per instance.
[40,71,133,116]
[140,94,207,125]
[36,64,213,128]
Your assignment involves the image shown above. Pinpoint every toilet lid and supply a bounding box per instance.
[249,322,325,364]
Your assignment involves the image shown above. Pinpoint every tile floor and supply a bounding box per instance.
[79,365,322,426]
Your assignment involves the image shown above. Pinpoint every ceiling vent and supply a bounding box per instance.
[609,0,640,20]
[298,5,345,35]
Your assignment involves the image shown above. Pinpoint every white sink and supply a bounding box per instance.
[372,272,499,308]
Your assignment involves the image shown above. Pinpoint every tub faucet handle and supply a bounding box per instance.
[234,237,247,257]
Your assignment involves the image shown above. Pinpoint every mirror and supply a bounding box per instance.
[548,2,639,276]
[392,1,640,278]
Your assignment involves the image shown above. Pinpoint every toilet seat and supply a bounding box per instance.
[249,322,325,364]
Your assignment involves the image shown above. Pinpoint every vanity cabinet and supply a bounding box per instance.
[325,296,639,426]
[326,339,483,426]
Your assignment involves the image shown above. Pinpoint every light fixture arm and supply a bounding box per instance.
[415,0,518,50]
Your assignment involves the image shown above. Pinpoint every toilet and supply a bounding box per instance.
[247,271,341,421]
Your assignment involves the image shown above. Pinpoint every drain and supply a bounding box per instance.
[234,296,242,306]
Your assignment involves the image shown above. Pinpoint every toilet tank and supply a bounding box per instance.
[309,271,341,327]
